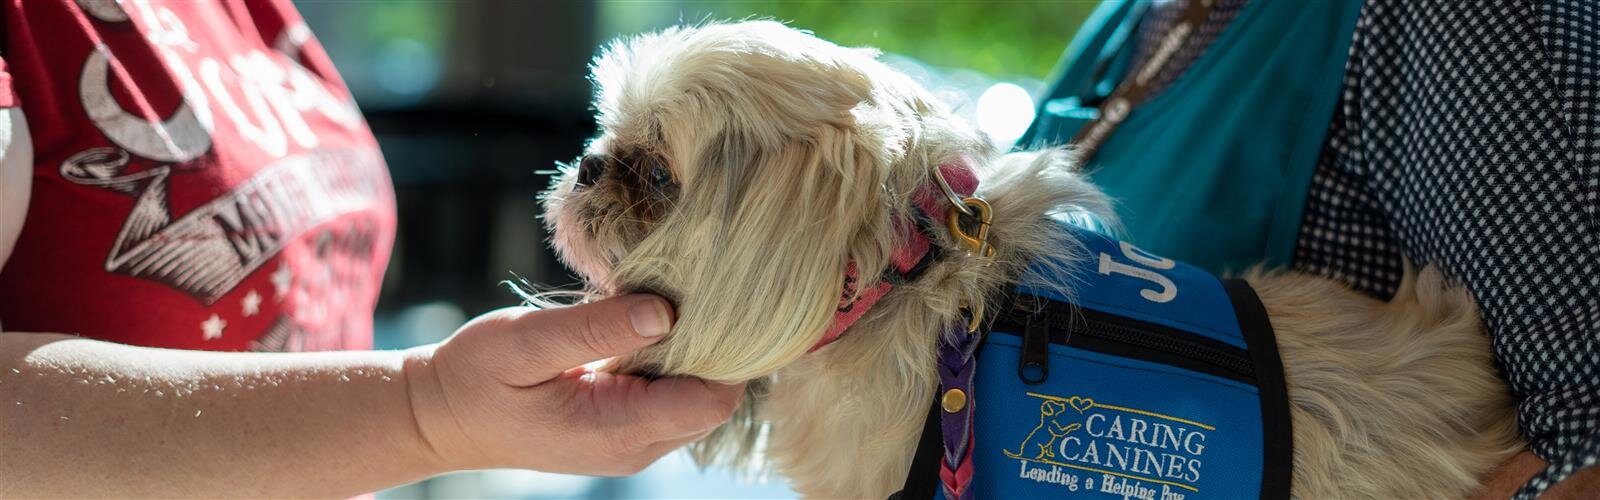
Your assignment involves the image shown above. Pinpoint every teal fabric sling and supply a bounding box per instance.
[1021,0,1364,273]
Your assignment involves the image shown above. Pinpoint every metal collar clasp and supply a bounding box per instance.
[946,197,995,259]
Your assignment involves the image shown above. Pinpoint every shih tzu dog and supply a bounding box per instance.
[543,21,1520,499]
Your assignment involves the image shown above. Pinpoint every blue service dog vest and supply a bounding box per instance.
[896,221,1289,499]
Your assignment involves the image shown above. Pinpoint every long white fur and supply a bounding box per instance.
[545,21,1521,499]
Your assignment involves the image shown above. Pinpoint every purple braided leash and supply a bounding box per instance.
[936,318,982,499]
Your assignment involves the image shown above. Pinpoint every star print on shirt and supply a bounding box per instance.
[241,289,261,317]
[270,262,293,300]
[201,314,226,341]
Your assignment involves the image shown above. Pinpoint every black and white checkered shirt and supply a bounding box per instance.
[1130,0,1599,495]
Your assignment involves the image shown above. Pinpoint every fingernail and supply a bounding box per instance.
[628,297,673,337]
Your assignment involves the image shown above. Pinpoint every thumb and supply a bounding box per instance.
[470,294,675,385]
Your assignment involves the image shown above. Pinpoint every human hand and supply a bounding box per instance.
[403,294,745,475]
[1469,450,1600,500]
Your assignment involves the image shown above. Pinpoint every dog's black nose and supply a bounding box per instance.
[576,154,607,187]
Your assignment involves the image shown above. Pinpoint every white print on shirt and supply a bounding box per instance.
[56,0,385,313]
[75,0,361,163]
[59,147,386,305]
[241,289,262,316]
[78,45,214,162]
[200,313,226,340]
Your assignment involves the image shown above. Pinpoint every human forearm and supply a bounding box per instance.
[1470,450,1600,500]
[0,332,439,498]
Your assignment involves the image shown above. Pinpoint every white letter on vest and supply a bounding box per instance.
[1097,242,1177,303]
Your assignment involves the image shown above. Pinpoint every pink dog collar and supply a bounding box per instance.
[808,160,979,352]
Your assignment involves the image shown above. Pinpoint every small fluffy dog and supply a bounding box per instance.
[543,21,1520,498]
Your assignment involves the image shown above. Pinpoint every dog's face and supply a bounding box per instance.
[544,21,985,382]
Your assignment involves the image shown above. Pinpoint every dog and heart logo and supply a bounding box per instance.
[1003,396,1096,461]
[1003,393,1213,500]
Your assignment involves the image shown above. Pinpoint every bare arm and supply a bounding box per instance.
[1471,451,1600,500]
[0,334,435,497]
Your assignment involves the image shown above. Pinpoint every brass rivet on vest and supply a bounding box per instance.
[941,388,967,413]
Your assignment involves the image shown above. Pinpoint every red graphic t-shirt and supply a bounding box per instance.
[0,0,396,352]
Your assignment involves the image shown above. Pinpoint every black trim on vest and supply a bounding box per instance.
[889,392,943,500]
[1222,279,1292,500]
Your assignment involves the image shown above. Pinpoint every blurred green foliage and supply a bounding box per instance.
[362,0,452,45]
[598,1,1099,78]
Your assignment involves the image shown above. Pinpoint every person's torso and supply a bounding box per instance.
[1022,0,1362,273]
[0,0,396,352]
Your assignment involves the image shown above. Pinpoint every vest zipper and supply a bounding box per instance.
[998,296,1256,385]
[1018,309,1052,385]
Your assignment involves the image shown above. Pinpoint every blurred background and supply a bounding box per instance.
[293,0,1094,497]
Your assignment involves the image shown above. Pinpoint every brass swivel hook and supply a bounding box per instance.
[946,197,996,259]
[946,196,996,332]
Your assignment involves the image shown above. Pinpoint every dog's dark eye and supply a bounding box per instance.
[648,163,673,188]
